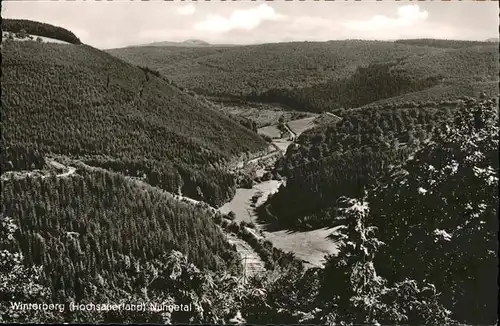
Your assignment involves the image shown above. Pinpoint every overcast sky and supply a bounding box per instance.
[3,1,498,49]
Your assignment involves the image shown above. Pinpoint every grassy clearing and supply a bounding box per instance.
[218,179,340,268]
[258,125,282,139]
[216,103,315,128]
[263,227,341,268]
[287,116,318,136]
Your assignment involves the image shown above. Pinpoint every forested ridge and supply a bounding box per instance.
[1,19,82,44]
[1,40,268,207]
[394,38,496,48]
[108,41,443,100]
[109,41,498,112]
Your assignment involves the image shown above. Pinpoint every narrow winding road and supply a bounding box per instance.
[325,112,342,121]
[283,123,297,141]
[1,159,77,181]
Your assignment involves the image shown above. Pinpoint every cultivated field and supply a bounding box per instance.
[263,227,341,268]
[257,125,282,139]
[286,116,318,136]
[218,104,314,128]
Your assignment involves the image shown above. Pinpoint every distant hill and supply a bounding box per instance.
[108,40,498,111]
[125,39,240,49]
[276,44,499,112]
[485,37,499,42]
[2,33,268,207]
[182,39,210,46]
[135,39,210,47]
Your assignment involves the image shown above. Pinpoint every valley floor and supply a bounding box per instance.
[219,180,341,268]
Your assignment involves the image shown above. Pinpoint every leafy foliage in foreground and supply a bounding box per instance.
[1,19,81,44]
[1,168,240,306]
[370,97,499,324]
[238,199,454,325]
[316,199,453,325]
[248,98,498,325]
[1,40,267,206]
[0,216,53,323]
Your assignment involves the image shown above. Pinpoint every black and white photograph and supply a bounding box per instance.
[1,0,498,324]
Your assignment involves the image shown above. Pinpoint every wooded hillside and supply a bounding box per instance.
[2,19,82,44]
[109,41,498,111]
[1,168,241,306]
[1,40,268,206]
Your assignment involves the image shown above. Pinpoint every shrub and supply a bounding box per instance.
[214,212,223,225]
[228,221,240,233]
[227,211,236,221]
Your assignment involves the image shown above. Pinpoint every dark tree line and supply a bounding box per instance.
[0,144,46,171]
[369,97,499,324]
[250,62,443,113]
[394,38,494,49]
[2,19,82,44]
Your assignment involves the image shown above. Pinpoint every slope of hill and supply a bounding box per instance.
[108,41,445,98]
[108,40,497,111]
[1,39,268,207]
[358,80,499,109]
[0,20,260,323]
